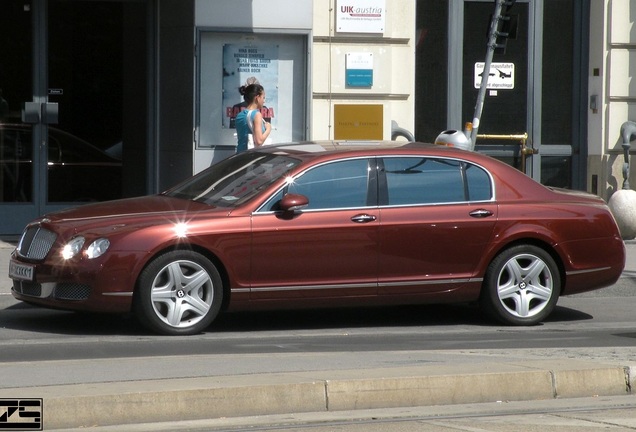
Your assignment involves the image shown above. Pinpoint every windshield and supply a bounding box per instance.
[164,152,301,207]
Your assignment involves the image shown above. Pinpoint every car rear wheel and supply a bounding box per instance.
[480,245,560,326]
[134,250,223,335]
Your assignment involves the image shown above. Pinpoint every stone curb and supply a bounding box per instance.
[1,364,633,430]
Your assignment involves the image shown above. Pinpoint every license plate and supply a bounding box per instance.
[9,260,35,281]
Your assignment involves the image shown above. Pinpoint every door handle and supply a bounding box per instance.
[351,214,377,223]
[469,209,493,218]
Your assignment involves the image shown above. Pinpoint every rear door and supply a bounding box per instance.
[377,156,497,295]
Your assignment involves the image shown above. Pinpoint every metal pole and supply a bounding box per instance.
[620,121,636,189]
[470,0,505,146]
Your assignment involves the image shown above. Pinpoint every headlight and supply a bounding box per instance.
[62,236,85,260]
[86,238,110,259]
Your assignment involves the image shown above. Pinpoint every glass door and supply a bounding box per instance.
[461,0,532,173]
[458,0,586,189]
[0,1,39,234]
[45,0,149,209]
[0,0,149,235]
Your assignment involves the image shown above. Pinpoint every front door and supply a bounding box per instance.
[251,158,379,300]
[0,0,149,235]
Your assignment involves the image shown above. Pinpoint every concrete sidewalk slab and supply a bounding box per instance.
[0,360,633,430]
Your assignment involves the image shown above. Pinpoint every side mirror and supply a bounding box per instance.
[279,193,309,212]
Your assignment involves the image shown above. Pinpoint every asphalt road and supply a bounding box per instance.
[0,294,635,388]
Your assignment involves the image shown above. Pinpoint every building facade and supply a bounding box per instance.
[0,0,632,234]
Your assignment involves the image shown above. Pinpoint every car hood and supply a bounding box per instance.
[40,195,227,228]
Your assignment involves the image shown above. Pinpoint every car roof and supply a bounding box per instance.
[255,140,499,166]
[263,140,431,152]
[257,140,462,156]
[255,140,550,194]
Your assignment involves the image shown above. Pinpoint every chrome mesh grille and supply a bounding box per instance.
[55,284,91,301]
[13,281,91,301]
[13,280,42,297]
[17,226,57,260]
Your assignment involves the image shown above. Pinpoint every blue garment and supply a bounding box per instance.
[235,109,265,153]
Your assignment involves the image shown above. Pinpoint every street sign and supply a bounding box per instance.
[474,62,515,89]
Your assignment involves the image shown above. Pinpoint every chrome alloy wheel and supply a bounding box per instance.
[481,245,561,326]
[495,253,554,319]
[149,259,214,329]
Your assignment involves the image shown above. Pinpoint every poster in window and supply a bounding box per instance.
[223,44,279,130]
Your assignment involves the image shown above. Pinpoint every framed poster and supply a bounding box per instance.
[222,44,279,129]
[196,31,308,165]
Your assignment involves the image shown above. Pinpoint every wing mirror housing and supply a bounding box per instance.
[279,193,309,212]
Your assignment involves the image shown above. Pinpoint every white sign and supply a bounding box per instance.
[336,0,386,34]
[346,52,374,86]
[346,52,373,70]
[474,62,515,89]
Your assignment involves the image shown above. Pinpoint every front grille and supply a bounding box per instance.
[55,283,91,301]
[13,280,42,297]
[17,226,57,260]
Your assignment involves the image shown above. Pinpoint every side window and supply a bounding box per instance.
[465,163,492,201]
[287,159,370,210]
[383,157,465,205]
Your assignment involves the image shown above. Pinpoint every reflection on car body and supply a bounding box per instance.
[9,141,626,335]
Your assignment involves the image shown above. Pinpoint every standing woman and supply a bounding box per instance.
[234,83,272,153]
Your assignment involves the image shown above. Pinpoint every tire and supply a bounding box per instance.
[134,250,223,335]
[480,245,560,326]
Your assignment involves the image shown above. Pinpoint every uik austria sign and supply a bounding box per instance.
[336,0,386,33]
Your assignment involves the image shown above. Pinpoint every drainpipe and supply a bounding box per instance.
[620,121,636,189]
[391,120,415,141]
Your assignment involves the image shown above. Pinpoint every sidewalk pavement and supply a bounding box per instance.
[0,239,635,430]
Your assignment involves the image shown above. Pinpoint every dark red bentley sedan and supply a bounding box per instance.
[9,142,625,335]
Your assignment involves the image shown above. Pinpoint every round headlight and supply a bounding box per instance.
[86,238,110,259]
[62,236,85,260]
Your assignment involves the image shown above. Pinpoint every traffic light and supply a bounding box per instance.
[494,0,518,54]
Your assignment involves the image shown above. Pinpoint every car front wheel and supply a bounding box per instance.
[480,245,560,326]
[134,250,223,335]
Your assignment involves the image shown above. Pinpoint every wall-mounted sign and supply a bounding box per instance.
[474,62,515,89]
[336,0,386,34]
[346,52,373,87]
[334,104,383,140]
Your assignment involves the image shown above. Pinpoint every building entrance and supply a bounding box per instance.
[415,0,588,190]
[0,0,150,235]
